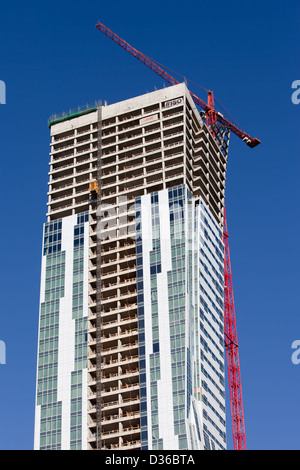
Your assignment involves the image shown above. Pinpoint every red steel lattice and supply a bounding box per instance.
[223,208,246,450]
[95,20,257,450]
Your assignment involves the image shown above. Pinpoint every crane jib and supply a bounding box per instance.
[96,21,260,149]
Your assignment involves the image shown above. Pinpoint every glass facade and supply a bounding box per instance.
[70,213,88,450]
[136,185,226,450]
[37,220,64,449]
[35,212,89,450]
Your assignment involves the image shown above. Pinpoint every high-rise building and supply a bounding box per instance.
[34,83,228,450]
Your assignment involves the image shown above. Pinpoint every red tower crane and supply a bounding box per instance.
[223,208,246,450]
[95,20,260,450]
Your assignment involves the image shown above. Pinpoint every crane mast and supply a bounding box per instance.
[95,20,257,450]
[223,208,246,450]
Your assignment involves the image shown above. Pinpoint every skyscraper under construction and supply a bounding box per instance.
[34,83,228,450]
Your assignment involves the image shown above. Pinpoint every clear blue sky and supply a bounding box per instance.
[0,0,299,450]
